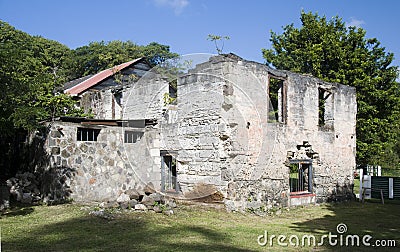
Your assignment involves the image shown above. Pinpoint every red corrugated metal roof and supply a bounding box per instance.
[65,58,143,95]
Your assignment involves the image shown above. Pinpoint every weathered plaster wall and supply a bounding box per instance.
[123,74,169,121]
[81,89,122,119]
[172,54,356,210]
[45,54,356,211]
[80,73,169,121]
[282,73,357,203]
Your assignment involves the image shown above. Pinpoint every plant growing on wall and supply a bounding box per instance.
[207,34,230,54]
[163,93,176,106]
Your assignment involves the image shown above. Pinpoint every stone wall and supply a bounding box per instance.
[174,72,227,194]
[170,54,356,210]
[79,73,169,121]
[44,121,161,202]
[39,54,356,211]
[123,74,170,121]
[282,72,356,203]
[41,72,174,204]
[81,89,122,119]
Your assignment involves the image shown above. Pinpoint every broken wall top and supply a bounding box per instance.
[187,53,356,94]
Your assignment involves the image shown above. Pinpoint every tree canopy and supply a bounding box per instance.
[0,21,178,135]
[262,11,400,169]
[0,20,178,178]
[0,21,81,134]
[66,40,178,80]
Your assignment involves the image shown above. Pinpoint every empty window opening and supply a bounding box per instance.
[169,81,177,99]
[318,87,333,128]
[268,76,287,123]
[114,92,122,106]
[77,127,100,141]
[124,131,143,143]
[289,162,313,194]
[161,153,178,193]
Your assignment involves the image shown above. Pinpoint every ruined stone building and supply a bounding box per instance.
[43,54,356,210]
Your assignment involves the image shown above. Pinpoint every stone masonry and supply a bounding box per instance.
[44,120,161,202]
[39,54,356,211]
[162,54,356,210]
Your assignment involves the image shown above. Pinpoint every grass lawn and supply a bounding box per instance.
[1,200,399,251]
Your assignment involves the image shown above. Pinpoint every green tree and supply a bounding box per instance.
[0,21,83,134]
[0,21,178,133]
[262,11,400,169]
[66,40,178,80]
[0,21,87,178]
[0,21,179,177]
[141,42,179,66]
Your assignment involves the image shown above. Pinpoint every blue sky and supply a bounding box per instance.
[1,0,399,67]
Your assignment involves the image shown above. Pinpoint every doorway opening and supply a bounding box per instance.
[161,151,178,193]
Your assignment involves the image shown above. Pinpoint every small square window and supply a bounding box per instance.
[124,131,143,143]
[77,128,100,141]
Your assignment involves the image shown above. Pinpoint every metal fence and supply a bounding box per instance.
[359,167,400,201]
[371,176,400,199]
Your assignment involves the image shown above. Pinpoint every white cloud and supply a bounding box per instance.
[153,0,189,15]
[347,17,365,28]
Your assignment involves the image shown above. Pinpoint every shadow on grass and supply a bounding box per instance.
[1,203,35,217]
[290,200,400,251]
[4,211,256,252]
[2,207,34,217]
